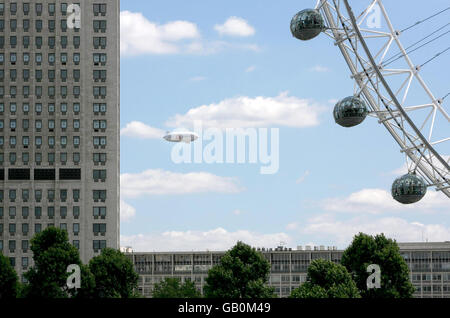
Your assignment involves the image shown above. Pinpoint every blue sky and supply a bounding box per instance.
[118,0,450,251]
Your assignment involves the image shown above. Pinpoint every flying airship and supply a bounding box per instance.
[163,131,199,143]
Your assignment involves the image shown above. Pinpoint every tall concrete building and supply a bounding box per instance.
[126,242,450,298]
[0,0,120,280]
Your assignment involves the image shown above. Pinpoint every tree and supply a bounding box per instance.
[204,241,275,298]
[88,248,139,298]
[341,232,415,298]
[152,278,201,298]
[22,227,84,298]
[0,253,19,298]
[290,259,360,298]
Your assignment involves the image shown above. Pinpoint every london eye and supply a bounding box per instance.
[291,0,450,204]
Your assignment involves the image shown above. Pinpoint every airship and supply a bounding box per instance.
[163,131,199,143]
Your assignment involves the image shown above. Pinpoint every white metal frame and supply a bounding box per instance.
[316,0,450,198]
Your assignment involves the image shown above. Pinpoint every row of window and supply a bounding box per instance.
[1,119,85,130]
[0,3,107,17]
[0,152,107,165]
[0,3,83,16]
[0,152,84,165]
[0,206,107,219]
[0,53,107,65]
[0,69,107,82]
[0,137,107,149]
[0,102,107,115]
[0,19,106,33]
[0,85,108,98]
[1,35,81,48]
[1,223,106,237]
[0,189,80,202]
[3,240,108,268]
[0,35,107,49]
[0,190,106,202]
[0,119,107,131]
[2,241,109,270]
[0,135,83,147]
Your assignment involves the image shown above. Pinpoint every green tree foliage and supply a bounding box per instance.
[22,227,84,298]
[290,259,360,298]
[152,277,202,298]
[0,253,19,298]
[88,248,139,298]
[341,232,415,298]
[204,241,275,298]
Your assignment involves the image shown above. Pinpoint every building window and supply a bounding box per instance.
[9,223,16,235]
[73,240,80,249]
[22,240,28,252]
[9,206,16,218]
[22,257,28,269]
[60,189,67,202]
[60,206,67,219]
[35,3,42,15]
[93,190,106,202]
[73,37,80,49]
[73,152,80,164]
[73,206,80,219]
[22,189,29,202]
[10,3,17,15]
[34,207,41,219]
[73,189,80,202]
[9,240,16,252]
[47,206,54,219]
[22,223,28,235]
[22,207,29,219]
[60,152,67,164]
[35,189,42,202]
[93,170,107,182]
[48,189,55,202]
[9,189,16,202]
[73,223,79,235]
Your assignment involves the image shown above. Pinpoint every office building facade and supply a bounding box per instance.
[126,242,450,298]
[0,0,120,280]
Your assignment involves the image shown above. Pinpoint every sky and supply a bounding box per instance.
[118,0,450,252]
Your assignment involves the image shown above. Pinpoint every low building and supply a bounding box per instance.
[125,242,450,298]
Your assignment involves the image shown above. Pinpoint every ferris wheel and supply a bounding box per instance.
[290,0,450,204]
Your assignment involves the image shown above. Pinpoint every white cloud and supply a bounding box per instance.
[302,214,450,246]
[186,41,260,55]
[120,11,200,56]
[245,65,256,73]
[189,76,207,82]
[214,17,255,37]
[166,92,325,129]
[286,222,299,230]
[120,121,165,139]
[322,188,449,214]
[121,169,244,197]
[309,65,330,72]
[296,170,310,184]
[120,200,136,222]
[120,227,290,252]
[233,209,244,215]
[120,11,260,56]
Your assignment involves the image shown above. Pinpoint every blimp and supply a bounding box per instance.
[163,131,199,143]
